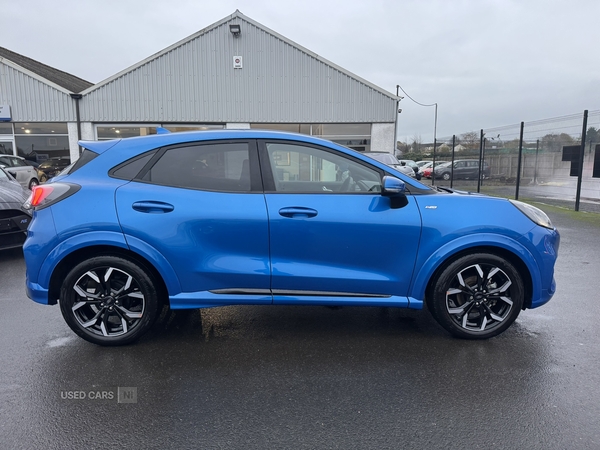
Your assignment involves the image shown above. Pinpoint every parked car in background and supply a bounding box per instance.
[434,159,490,181]
[362,151,416,178]
[416,161,433,177]
[423,161,451,179]
[0,155,39,189]
[398,159,422,179]
[23,129,559,346]
[36,157,71,182]
[0,167,31,250]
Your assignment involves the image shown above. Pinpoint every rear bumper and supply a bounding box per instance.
[26,278,51,305]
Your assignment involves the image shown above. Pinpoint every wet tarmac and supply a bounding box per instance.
[1,206,599,449]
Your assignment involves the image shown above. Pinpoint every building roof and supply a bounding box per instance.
[0,46,93,93]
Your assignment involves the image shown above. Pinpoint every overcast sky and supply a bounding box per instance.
[3,0,599,142]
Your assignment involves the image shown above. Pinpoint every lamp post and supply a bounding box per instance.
[396,84,437,183]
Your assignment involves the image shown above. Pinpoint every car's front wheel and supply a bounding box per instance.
[59,256,160,346]
[29,178,39,189]
[442,172,451,181]
[427,253,524,339]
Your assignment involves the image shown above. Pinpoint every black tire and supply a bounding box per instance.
[442,172,451,181]
[29,178,39,189]
[59,256,160,346]
[40,174,48,183]
[427,253,524,339]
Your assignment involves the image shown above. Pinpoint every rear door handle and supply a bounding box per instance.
[132,201,174,214]
[278,207,318,218]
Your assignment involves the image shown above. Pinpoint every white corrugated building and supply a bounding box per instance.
[0,11,399,163]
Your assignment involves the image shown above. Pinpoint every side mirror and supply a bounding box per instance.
[381,176,405,196]
[382,176,408,209]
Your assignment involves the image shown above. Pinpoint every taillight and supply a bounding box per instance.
[24,183,81,210]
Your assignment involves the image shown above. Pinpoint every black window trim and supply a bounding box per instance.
[111,139,263,193]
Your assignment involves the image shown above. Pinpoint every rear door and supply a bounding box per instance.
[114,140,271,305]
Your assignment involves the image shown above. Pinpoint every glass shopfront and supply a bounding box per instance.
[96,124,224,140]
[250,123,371,151]
[0,122,69,162]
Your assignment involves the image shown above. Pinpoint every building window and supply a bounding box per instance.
[13,122,69,162]
[97,126,158,140]
[97,124,224,140]
[250,123,371,152]
[163,125,224,133]
[0,123,13,135]
[250,124,311,134]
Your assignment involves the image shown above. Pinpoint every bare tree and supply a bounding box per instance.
[410,134,422,153]
[459,131,479,150]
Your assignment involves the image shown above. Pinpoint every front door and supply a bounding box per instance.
[260,140,422,306]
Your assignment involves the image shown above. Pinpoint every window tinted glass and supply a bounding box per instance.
[141,142,251,192]
[110,151,155,180]
[266,142,381,193]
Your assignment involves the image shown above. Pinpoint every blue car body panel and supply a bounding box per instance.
[115,182,271,305]
[264,193,421,306]
[22,129,559,320]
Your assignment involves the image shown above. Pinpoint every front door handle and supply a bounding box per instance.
[132,201,175,214]
[278,207,318,218]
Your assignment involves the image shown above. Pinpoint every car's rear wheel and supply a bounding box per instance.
[28,178,39,189]
[59,256,160,346]
[427,253,524,339]
[39,174,48,183]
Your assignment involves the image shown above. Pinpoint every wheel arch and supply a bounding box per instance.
[48,245,170,306]
[411,235,539,310]
[423,246,533,310]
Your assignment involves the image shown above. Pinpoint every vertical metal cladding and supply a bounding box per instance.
[0,62,75,122]
[80,16,396,123]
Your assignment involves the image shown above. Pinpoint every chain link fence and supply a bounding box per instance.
[416,110,600,213]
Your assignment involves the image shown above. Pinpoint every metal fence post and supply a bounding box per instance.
[515,122,525,200]
[533,139,539,185]
[432,139,437,186]
[451,135,456,189]
[575,110,588,211]
[477,129,484,192]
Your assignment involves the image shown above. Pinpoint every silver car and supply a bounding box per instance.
[0,155,39,190]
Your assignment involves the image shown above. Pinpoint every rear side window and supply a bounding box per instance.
[111,151,157,180]
[140,142,251,192]
[67,149,98,175]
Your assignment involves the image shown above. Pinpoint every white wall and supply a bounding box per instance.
[370,123,395,153]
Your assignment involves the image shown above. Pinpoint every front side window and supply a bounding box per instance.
[265,142,381,193]
[140,142,251,192]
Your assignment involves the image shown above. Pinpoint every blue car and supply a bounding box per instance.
[23,130,559,345]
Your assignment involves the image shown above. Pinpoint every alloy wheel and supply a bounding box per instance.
[445,263,514,333]
[70,266,146,338]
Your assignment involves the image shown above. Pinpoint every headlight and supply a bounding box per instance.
[509,200,553,229]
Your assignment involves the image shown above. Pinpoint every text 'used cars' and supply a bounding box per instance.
[23,130,559,345]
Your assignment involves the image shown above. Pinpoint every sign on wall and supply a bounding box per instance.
[0,104,11,122]
[233,56,243,69]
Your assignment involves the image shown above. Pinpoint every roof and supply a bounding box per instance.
[0,46,93,93]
